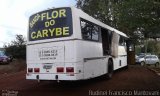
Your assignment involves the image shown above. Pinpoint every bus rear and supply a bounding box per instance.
[26,7,81,81]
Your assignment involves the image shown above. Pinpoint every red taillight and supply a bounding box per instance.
[34,68,40,73]
[28,68,33,72]
[57,67,64,73]
[66,67,74,73]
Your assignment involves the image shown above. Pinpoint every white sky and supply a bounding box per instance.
[0,0,76,47]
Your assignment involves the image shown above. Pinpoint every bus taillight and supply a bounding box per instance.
[57,67,64,73]
[28,68,33,72]
[34,68,40,73]
[66,67,74,73]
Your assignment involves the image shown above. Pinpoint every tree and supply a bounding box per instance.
[76,0,115,27]
[76,0,160,41]
[115,0,160,39]
[4,35,26,59]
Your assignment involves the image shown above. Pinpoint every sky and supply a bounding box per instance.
[0,0,76,47]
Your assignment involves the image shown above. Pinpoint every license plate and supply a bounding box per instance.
[43,65,52,69]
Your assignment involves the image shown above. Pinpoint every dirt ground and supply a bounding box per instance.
[0,65,160,96]
[0,59,26,74]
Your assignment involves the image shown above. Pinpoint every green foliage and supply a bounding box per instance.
[135,46,141,54]
[76,0,160,39]
[115,0,160,38]
[136,40,160,57]
[76,0,115,27]
[4,35,26,59]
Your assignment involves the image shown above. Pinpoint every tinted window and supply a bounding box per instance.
[92,25,99,41]
[81,19,99,41]
[81,20,91,40]
[119,36,126,46]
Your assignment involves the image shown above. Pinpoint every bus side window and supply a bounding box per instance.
[80,18,99,41]
[81,20,92,40]
[92,25,99,41]
[119,36,126,46]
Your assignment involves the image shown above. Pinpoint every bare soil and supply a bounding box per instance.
[0,59,26,74]
[0,65,160,96]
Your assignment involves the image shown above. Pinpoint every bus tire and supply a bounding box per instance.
[107,59,113,79]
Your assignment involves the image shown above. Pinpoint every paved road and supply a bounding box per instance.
[0,65,160,96]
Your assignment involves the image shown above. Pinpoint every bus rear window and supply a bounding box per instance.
[28,7,73,41]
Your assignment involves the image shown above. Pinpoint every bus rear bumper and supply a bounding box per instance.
[26,73,82,81]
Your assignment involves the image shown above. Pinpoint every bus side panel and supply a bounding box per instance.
[75,40,107,79]
[64,40,84,80]
[113,46,127,70]
[113,56,127,70]
[83,59,107,79]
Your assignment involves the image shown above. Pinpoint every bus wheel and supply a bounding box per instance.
[107,59,113,79]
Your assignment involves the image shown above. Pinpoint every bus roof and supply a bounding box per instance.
[71,7,128,38]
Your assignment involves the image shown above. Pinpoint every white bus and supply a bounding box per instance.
[26,7,131,81]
